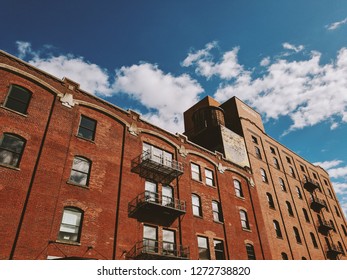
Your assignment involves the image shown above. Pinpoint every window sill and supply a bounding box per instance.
[235,195,245,200]
[76,135,95,144]
[213,220,224,225]
[54,240,81,246]
[242,228,252,233]
[193,215,203,219]
[0,163,20,171]
[0,105,28,117]
[66,180,89,189]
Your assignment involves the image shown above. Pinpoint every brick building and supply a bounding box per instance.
[0,50,346,260]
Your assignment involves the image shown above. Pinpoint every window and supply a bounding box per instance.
[234,179,244,198]
[191,163,201,181]
[212,201,223,222]
[270,147,276,155]
[281,252,288,260]
[260,168,268,183]
[324,179,328,186]
[240,210,250,230]
[327,188,333,198]
[266,192,275,209]
[4,85,32,114]
[251,136,258,144]
[279,178,286,192]
[302,257,307,260]
[286,201,294,216]
[255,146,262,159]
[273,220,282,238]
[143,143,173,167]
[77,115,97,141]
[58,207,83,242]
[163,229,176,255]
[293,227,302,243]
[143,225,158,253]
[286,156,291,164]
[338,242,345,255]
[330,219,336,232]
[310,232,318,248]
[145,181,158,202]
[205,168,214,186]
[313,173,317,179]
[300,165,306,172]
[296,186,303,199]
[162,185,173,206]
[69,156,91,186]
[334,206,341,217]
[342,225,347,236]
[245,243,256,260]
[192,194,202,217]
[273,157,280,169]
[289,166,296,178]
[197,236,210,260]
[214,239,225,260]
[0,133,26,167]
[302,208,310,223]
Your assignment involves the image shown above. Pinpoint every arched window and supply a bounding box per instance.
[4,84,32,114]
[233,179,244,198]
[296,186,303,199]
[273,220,282,238]
[192,194,202,217]
[337,242,345,255]
[293,227,302,243]
[245,243,256,260]
[279,178,286,192]
[334,206,341,217]
[255,146,262,159]
[212,201,223,222]
[286,201,294,216]
[240,210,250,230]
[289,166,296,178]
[0,133,26,167]
[273,157,280,169]
[310,232,318,248]
[260,168,268,183]
[341,224,347,236]
[302,208,310,223]
[281,252,288,260]
[69,156,92,186]
[58,207,83,242]
[266,192,275,209]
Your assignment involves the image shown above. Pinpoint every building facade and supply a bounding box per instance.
[0,50,346,260]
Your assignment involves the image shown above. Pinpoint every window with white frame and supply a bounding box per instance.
[69,156,91,186]
[58,207,83,242]
[234,179,244,198]
[205,168,214,186]
[197,236,210,260]
[191,163,201,181]
[212,201,223,222]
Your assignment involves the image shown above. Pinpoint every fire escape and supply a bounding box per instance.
[304,177,344,259]
[127,149,189,260]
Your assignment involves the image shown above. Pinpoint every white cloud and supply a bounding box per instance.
[113,63,203,132]
[327,166,347,179]
[282,42,304,53]
[313,160,343,170]
[16,41,112,96]
[332,182,347,195]
[326,17,347,30]
[211,46,347,133]
[182,42,248,80]
[16,41,32,59]
[260,57,270,67]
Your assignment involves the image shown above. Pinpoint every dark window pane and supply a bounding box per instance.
[0,134,25,167]
[5,85,31,114]
[214,240,225,260]
[78,116,96,140]
[246,244,256,260]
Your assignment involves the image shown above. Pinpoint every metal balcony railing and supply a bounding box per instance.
[318,218,334,234]
[326,243,344,259]
[126,239,189,260]
[131,151,184,184]
[303,177,320,192]
[310,196,326,212]
[128,191,186,226]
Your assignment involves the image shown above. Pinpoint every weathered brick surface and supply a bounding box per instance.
[1,51,346,261]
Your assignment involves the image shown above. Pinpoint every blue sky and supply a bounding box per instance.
[2,0,347,216]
